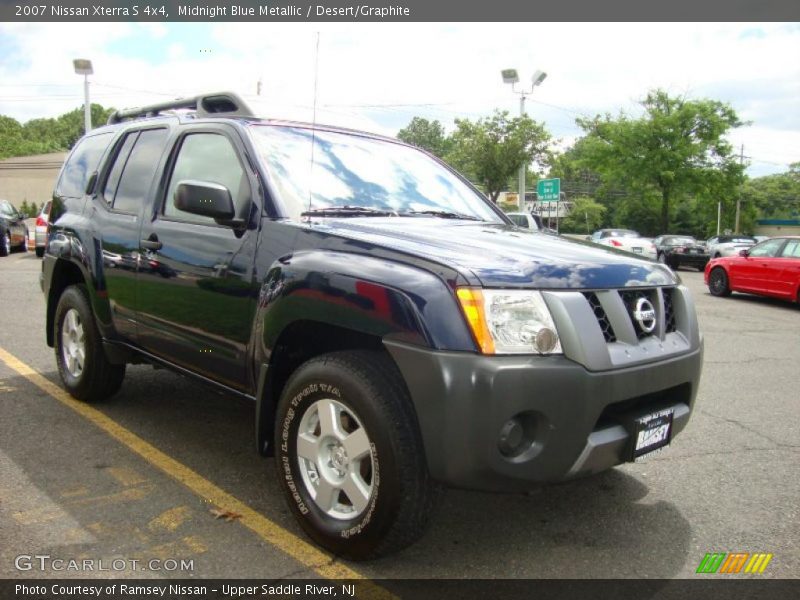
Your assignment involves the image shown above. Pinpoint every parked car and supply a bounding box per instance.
[41,92,703,560]
[506,211,557,235]
[705,236,800,303]
[34,200,52,258]
[0,199,29,257]
[705,234,757,258]
[588,229,656,259]
[653,235,710,270]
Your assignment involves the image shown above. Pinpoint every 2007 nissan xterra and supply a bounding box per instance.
[41,92,702,560]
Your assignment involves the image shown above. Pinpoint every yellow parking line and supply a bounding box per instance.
[0,347,389,594]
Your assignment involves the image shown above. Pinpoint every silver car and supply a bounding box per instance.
[706,234,757,258]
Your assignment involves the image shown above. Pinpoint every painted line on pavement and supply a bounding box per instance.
[0,346,391,595]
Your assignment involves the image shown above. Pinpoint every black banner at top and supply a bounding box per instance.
[1,0,799,22]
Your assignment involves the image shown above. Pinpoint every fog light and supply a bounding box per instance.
[498,418,524,457]
[535,327,558,353]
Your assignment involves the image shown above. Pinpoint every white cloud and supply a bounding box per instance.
[0,22,797,175]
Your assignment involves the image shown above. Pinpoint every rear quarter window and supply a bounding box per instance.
[56,132,114,198]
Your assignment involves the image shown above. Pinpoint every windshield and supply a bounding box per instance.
[250,125,501,223]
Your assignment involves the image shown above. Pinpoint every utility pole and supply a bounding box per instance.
[735,144,744,233]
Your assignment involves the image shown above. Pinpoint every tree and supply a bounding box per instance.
[741,162,800,219]
[397,117,451,158]
[446,110,550,203]
[576,90,745,232]
[0,103,115,160]
[559,197,606,234]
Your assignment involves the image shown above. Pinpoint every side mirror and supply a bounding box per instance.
[739,249,749,257]
[174,180,237,224]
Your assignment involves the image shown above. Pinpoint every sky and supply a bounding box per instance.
[1,22,798,177]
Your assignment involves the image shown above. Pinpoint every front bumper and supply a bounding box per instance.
[385,340,703,491]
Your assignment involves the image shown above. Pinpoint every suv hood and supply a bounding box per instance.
[311,218,677,289]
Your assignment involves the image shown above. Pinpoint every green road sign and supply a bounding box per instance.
[537,178,560,202]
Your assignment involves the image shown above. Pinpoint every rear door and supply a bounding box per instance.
[92,126,171,340]
[136,124,259,391]
[777,239,800,299]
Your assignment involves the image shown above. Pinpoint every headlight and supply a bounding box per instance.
[456,288,562,355]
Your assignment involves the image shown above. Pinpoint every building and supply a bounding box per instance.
[0,152,66,206]
[754,219,800,237]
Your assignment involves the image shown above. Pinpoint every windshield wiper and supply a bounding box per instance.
[301,206,397,217]
[402,209,483,221]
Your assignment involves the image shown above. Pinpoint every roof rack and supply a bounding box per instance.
[107,91,255,124]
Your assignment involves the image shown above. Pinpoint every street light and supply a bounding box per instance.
[501,68,547,209]
[73,59,93,135]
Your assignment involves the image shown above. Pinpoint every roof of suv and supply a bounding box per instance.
[103,91,400,146]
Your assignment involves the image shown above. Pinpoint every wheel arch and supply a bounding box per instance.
[46,259,91,347]
[254,320,414,457]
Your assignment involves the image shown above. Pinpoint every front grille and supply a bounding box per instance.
[662,288,677,333]
[619,289,657,339]
[583,292,617,342]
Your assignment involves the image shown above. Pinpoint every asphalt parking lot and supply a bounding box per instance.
[0,249,797,581]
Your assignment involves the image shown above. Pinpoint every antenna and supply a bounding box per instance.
[306,32,321,217]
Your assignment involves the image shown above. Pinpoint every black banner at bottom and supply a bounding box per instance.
[3,579,799,600]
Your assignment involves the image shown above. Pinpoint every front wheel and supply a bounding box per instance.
[708,267,732,297]
[54,285,126,402]
[274,350,433,560]
[0,230,10,257]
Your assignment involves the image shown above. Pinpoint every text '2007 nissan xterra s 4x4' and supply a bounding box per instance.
[41,92,703,560]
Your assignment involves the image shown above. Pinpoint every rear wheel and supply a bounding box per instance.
[35,247,45,258]
[54,285,126,402]
[708,267,732,297]
[20,229,29,252]
[274,350,433,560]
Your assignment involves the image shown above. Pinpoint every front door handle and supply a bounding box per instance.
[140,237,162,251]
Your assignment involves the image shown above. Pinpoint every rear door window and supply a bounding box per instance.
[106,128,169,214]
[780,240,800,258]
[57,132,114,198]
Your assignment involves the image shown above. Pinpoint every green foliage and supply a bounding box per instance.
[742,162,800,219]
[576,89,745,232]
[559,197,606,234]
[446,110,550,203]
[0,104,115,160]
[397,117,451,158]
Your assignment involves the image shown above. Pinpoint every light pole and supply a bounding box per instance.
[73,59,93,135]
[501,68,547,210]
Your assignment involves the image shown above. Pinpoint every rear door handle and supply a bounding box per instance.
[140,237,162,251]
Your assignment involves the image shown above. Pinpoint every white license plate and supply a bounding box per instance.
[632,409,673,461]
[632,247,643,253]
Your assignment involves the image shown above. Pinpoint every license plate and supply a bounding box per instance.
[632,247,642,253]
[632,409,673,461]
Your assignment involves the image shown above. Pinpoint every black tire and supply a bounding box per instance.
[274,350,433,560]
[708,267,732,297]
[20,229,29,252]
[35,247,45,258]
[0,230,9,257]
[54,284,126,402]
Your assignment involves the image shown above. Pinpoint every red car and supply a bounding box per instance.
[704,236,800,303]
